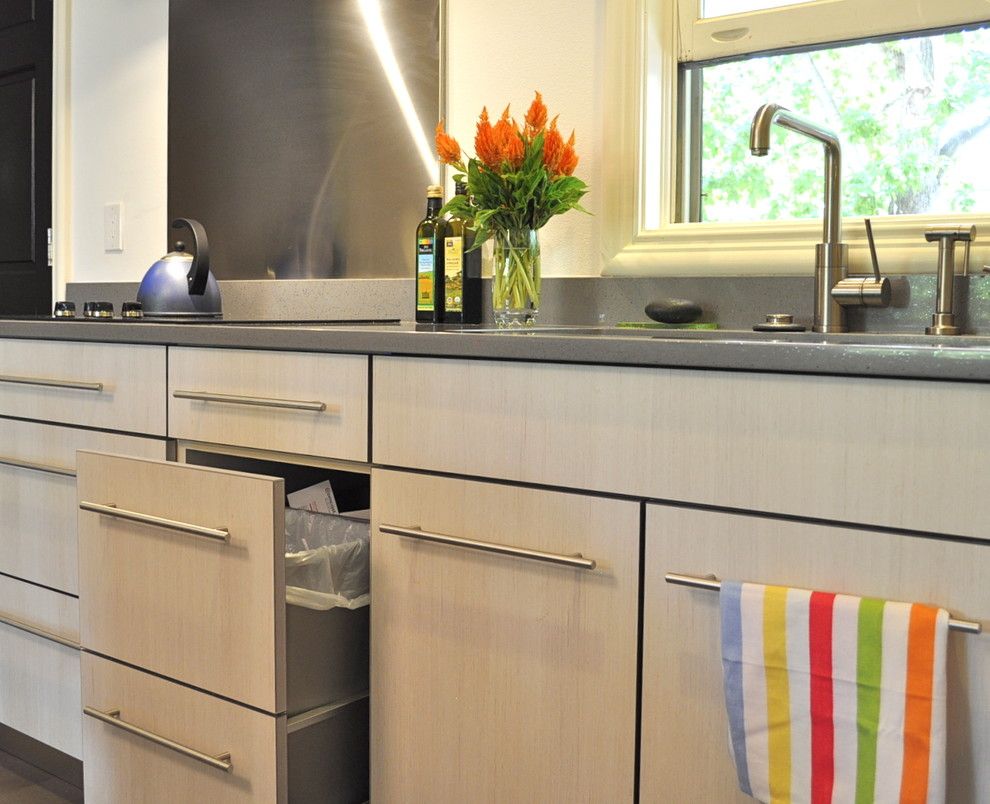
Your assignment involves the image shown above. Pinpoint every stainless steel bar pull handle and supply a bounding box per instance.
[79,501,230,544]
[0,455,75,478]
[665,572,982,635]
[83,707,233,772]
[0,374,103,393]
[0,612,80,650]
[173,389,333,413]
[381,524,597,570]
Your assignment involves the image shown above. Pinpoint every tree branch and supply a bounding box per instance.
[940,114,990,160]
[804,52,843,122]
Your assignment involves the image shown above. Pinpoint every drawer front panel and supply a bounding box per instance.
[373,356,990,541]
[643,505,990,803]
[169,347,368,461]
[0,339,166,433]
[82,653,284,804]
[77,452,284,713]
[0,575,81,758]
[0,572,78,643]
[370,469,639,802]
[0,418,167,593]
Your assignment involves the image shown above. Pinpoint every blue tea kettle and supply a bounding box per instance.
[137,218,222,319]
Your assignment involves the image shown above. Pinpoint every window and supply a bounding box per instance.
[602,0,990,276]
[685,25,990,224]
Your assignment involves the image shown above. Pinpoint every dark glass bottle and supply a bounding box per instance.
[415,185,444,323]
[441,182,482,325]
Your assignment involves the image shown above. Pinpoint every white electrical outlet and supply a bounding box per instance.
[103,203,123,252]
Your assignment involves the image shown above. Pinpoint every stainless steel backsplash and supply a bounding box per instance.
[168,0,441,281]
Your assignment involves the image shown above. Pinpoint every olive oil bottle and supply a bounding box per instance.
[415,185,444,323]
[441,182,482,325]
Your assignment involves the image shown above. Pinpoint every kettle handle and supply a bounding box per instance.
[172,218,211,296]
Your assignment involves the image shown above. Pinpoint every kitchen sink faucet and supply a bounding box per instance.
[750,103,890,333]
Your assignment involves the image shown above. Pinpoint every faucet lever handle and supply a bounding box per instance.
[832,218,892,309]
[864,218,882,283]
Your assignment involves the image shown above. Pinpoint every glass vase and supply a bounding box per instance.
[492,228,541,327]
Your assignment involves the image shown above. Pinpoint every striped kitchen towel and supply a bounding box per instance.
[720,582,949,804]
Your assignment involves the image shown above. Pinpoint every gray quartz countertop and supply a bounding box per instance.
[2,318,990,382]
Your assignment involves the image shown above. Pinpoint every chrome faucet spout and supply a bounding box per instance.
[749,102,885,333]
[749,103,842,251]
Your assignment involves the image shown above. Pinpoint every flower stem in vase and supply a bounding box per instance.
[493,228,541,327]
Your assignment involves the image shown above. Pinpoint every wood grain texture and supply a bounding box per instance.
[370,469,639,803]
[0,576,80,759]
[372,356,990,542]
[641,504,990,804]
[0,339,166,434]
[0,418,167,593]
[169,348,369,461]
[0,573,78,642]
[76,452,285,714]
[82,653,285,804]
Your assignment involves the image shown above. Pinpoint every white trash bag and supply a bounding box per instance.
[284,509,370,611]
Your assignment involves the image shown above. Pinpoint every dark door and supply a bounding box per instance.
[0,0,52,315]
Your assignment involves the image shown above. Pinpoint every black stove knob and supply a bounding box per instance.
[52,301,76,319]
[121,301,144,319]
[83,301,114,319]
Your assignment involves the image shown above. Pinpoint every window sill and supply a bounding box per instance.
[604,216,990,277]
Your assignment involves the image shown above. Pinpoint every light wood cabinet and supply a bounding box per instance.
[370,468,640,803]
[169,347,369,461]
[77,451,286,713]
[0,418,167,593]
[373,356,990,542]
[75,449,371,802]
[0,574,81,758]
[0,339,166,434]
[82,653,285,804]
[641,504,990,803]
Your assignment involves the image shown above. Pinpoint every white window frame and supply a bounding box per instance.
[602,0,990,277]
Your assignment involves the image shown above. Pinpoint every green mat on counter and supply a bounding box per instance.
[616,321,719,330]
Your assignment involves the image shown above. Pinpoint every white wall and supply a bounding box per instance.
[65,0,605,284]
[67,0,169,284]
[446,0,606,276]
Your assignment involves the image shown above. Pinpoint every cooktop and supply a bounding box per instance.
[1,316,401,326]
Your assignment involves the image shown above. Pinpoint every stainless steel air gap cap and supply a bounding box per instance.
[753,313,807,332]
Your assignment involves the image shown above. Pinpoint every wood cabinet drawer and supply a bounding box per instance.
[0,418,168,593]
[0,574,81,759]
[642,504,990,803]
[169,347,368,461]
[373,356,990,541]
[77,452,285,713]
[370,469,639,802]
[82,653,284,804]
[0,339,166,433]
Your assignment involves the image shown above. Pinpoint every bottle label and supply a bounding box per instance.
[417,237,434,312]
[444,236,464,314]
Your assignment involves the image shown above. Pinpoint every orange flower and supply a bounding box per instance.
[524,91,548,136]
[476,105,525,170]
[435,120,461,165]
[504,130,525,170]
[543,119,578,177]
[543,118,564,173]
[475,107,502,170]
[558,130,579,176]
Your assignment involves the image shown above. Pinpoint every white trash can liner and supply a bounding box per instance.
[285,509,370,611]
